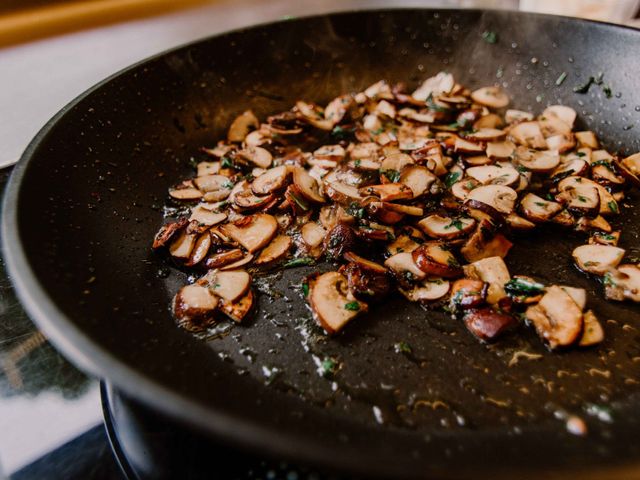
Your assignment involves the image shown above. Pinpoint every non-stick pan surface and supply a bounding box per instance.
[4,9,640,479]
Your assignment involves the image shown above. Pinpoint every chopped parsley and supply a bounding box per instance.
[574,76,596,94]
[577,195,588,203]
[220,156,234,169]
[482,30,498,44]
[344,301,361,311]
[591,160,614,170]
[602,272,617,287]
[319,357,338,377]
[444,218,464,230]
[444,171,461,188]
[597,233,616,241]
[505,277,545,297]
[331,125,354,140]
[608,201,619,213]
[301,282,309,297]
[426,93,448,112]
[346,201,365,219]
[222,180,235,189]
[602,85,612,98]
[575,151,586,157]
[283,257,315,268]
[447,257,460,268]
[534,201,547,207]
[394,341,413,354]
[555,72,567,86]
[380,169,401,183]
[354,159,362,167]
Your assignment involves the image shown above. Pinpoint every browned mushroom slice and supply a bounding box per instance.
[621,152,640,175]
[589,231,620,246]
[463,256,509,302]
[412,72,454,101]
[251,165,289,195]
[412,242,462,278]
[381,152,415,173]
[542,105,577,130]
[314,144,346,162]
[454,137,485,154]
[466,165,519,187]
[153,218,188,249]
[233,189,275,210]
[546,134,576,153]
[187,206,226,226]
[308,271,368,334]
[228,110,259,143]
[300,222,327,254]
[292,166,325,203]
[184,232,212,267]
[463,308,515,342]
[592,163,625,186]
[508,121,546,149]
[364,79,394,100]
[384,252,427,282]
[220,213,277,253]
[465,128,506,142]
[219,289,255,323]
[558,176,616,216]
[470,86,509,109]
[399,165,436,198]
[576,215,612,233]
[323,224,358,259]
[473,113,504,130]
[505,212,535,230]
[605,264,640,302]
[235,146,272,169]
[169,182,203,201]
[450,278,488,309]
[550,209,575,228]
[324,181,362,204]
[200,269,251,302]
[219,252,254,271]
[397,108,436,124]
[360,183,414,202]
[450,178,479,200]
[486,140,515,160]
[463,155,492,167]
[204,248,245,269]
[386,232,422,255]
[556,177,600,216]
[579,310,604,347]
[572,244,625,275]
[460,222,512,263]
[173,284,219,331]
[169,231,197,259]
[373,99,396,119]
[342,251,387,273]
[296,100,334,130]
[505,109,534,123]
[530,285,584,349]
[573,131,598,149]
[418,214,476,239]
[465,184,517,215]
[400,278,450,302]
[193,175,233,202]
[513,147,560,173]
[551,157,589,179]
[324,94,354,124]
[254,234,292,265]
[196,161,221,177]
[367,202,420,223]
[520,193,563,222]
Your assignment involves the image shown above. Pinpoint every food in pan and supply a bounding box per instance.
[152,71,640,351]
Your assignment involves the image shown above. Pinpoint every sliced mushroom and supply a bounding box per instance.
[323,224,358,259]
[560,286,587,311]
[193,175,233,202]
[309,271,368,334]
[589,231,620,246]
[605,264,640,302]
[412,72,455,101]
[233,189,275,210]
[219,213,277,253]
[418,214,476,239]
[463,256,510,305]
[454,137,485,154]
[384,252,426,283]
[376,202,423,217]
[474,113,504,129]
[531,285,584,349]
[514,147,560,173]
[153,218,188,249]
[558,176,615,216]
[236,146,272,169]
[579,310,604,347]
[300,222,327,250]
[173,284,219,332]
[324,95,354,124]
[325,181,362,204]
[466,165,519,187]
[292,166,325,203]
[296,101,334,130]
[169,183,203,200]
[386,233,422,255]
[572,244,625,275]
[219,289,255,323]
[464,308,515,342]
[520,193,563,222]
[576,215,612,233]
[251,165,289,195]
[551,157,589,179]
[471,86,509,109]
[508,121,546,149]
[592,163,624,186]
[463,155,493,166]
[450,278,488,309]
[505,212,535,230]
[556,176,601,216]
[340,255,390,300]
[204,248,245,269]
[486,140,515,160]
[196,161,221,177]
[451,178,479,200]
[169,231,197,259]
[199,269,251,302]
[254,234,292,266]
[314,144,346,162]
[380,152,415,173]
[364,80,394,100]
[465,128,506,142]
[219,252,254,271]
[574,131,599,149]
[400,278,451,302]
[412,242,462,278]
[465,184,517,215]
[399,166,436,198]
[505,109,534,123]
[460,222,512,263]
[545,134,576,153]
[185,232,212,267]
[228,110,259,143]
[542,105,576,130]
[621,152,640,175]
[189,206,227,226]
[360,183,414,202]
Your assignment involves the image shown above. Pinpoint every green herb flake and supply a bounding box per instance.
[603,272,617,287]
[394,341,413,354]
[380,169,401,183]
[608,201,619,213]
[344,301,361,311]
[574,76,595,94]
[354,159,362,167]
[534,201,547,207]
[444,171,461,188]
[577,195,588,203]
[426,93,449,112]
[222,180,235,189]
[515,165,529,173]
[447,257,460,268]
[575,151,586,157]
[592,159,614,170]
[319,357,338,378]
[444,218,464,230]
[301,282,309,297]
[283,257,315,268]
[583,261,600,267]
[220,156,234,169]
[555,72,567,86]
[505,277,545,297]
[602,85,612,98]
[371,127,385,135]
[482,30,498,44]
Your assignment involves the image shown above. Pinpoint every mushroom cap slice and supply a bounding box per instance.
[450,278,488,309]
[228,110,259,143]
[466,165,519,187]
[219,289,255,323]
[292,166,325,203]
[185,232,212,267]
[505,212,535,231]
[343,251,387,273]
[220,252,254,271]
[463,256,511,305]
[169,186,203,200]
[579,310,604,347]
[572,244,625,275]
[505,109,534,123]
[309,272,368,334]
[464,308,515,342]
[542,105,577,130]
[412,72,455,101]
[199,269,251,302]
[386,234,422,256]
[454,137,485,154]
[254,234,292,265]
[324,181,362,204]
[399,166,436,198]
[251,165,290,195]
[384,252,426,282]
[611,264,640,302]
[575,131,599,149]
[486,141,516,160]
[532,285,584,349]
[189,206,227,226]
[460,222,512,263]
[300,222,327,249]
[520,193,563,222]
[451,178,480,200]
[173,284,219,331]
[514,147,560,173]
[465,184,517,214]
[360,183,414,202]
[400,278,450,302]
[471,86,509,108]
[508,121,546,149]
[169,231,197,259]
[412,242,462,278]
[204,248,245,269]
[153,219,188,249]
[194,174,233,201]
[418,214,476,239]
[464,128,506,142]
[220,213,277,253]
[236,146,273,169]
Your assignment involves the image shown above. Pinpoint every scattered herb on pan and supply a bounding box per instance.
[482,30,498,44]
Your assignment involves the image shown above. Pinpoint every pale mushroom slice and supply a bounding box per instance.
[169,231,197,259]
[464,155,493,166]
[513,147,560,173]
[474,113,504,130]
[360,183,414,202]
[464,128,506,142]
[399,166,437,198]
[254,234,292,265]
[308,271,368,334]
[412,242,462,278]
[219,289,255,323]
[185,232,212,267]
[412,72,455,101]
[418,214,476,239]
[466,164,519,187]
[251,165,289,195]
[236,146,272,169]
[220,252,254,271]
[505,109,534,123]
[621,152,640,175]
[465,184,518,215]
[324,95,353,124]
[572,244,625,275]
[542,105,577,130]
[380,152,415,173]
[531,285,584,349]
[460,222,513,263]
[169,183,203,200]
[314,144,346,162]
[556,176,601,216]
[199,269,251,302]
[295,100,334,130]
[551,157,589,180]
[234,189,276,210]
[520,193,563,222]
[579,310,604,347]
[471,86,509,108]
[228,110,259,143]
[173,284,219,331]
[204,249,245,269]
[400,278,450,302]
[560,286,587,311]
[196,161,220,177]
[575,131,599,149]
[324,181,362,204]
[557,176,616,216]
[508,121,546,149]
[451,178,480,200]
[364,79,394,100]
[592,163,625,186]
[194,175,233,202]
[300,222,327,253]
[386,230,422,255]
[384,252,427,282]
[463,256,511,305]
[605,264,640,302]
[486,140,515,160]
[189,206,227,226]
[505,212,536,231]
[292,166,325,203]
[454,137,485,154]
[219,213,278,253]
[397,108,436,124]
[545,134,576,153]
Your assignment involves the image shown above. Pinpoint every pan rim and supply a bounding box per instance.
[3,7,640,478]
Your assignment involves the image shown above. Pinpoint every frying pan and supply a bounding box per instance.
[4,8,640,479]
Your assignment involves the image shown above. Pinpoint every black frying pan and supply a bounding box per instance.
[4,9,640,479]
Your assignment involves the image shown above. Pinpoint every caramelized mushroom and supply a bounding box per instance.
[309,271,368,334]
